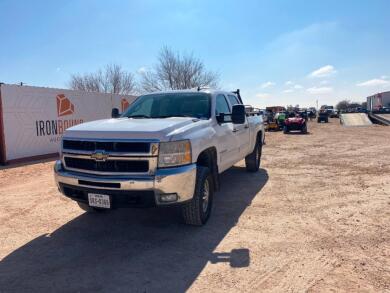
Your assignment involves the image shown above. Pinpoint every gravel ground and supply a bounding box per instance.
[0,119,389,292]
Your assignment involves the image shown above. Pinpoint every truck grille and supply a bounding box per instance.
[64,157,149,173]
[63,140,151,153]
[62,139,158,175]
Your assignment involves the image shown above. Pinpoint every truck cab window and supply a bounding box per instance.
[216,94,231,115]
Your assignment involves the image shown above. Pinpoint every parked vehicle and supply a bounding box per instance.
[54,89,265,226]
[317,111,329,123]
[298,110,308,121]
[275,111,287,129]
[283,113,308,134]
[307,110,317,120]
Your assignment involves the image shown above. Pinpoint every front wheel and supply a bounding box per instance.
[245,138,262,172]
[181,167,214,226]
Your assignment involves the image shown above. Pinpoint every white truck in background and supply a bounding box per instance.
[54,89,264,225]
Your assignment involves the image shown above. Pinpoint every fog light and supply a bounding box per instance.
[159,193,178,203]
[53,160,63,173]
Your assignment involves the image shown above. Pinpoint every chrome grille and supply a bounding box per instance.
[63,140,151,153]
[62,139,158,175]
[64,157,149,173]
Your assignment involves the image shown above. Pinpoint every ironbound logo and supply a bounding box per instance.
[57,94,75,117]
[35,94,83,138]
[91,150,109,162]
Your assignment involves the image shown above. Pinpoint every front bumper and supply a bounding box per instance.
[285,123,304,130]
[54,160,197,207]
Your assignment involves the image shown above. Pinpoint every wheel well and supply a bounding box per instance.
[196,147,219,191]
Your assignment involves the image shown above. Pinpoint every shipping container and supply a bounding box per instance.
[0,84,136,164]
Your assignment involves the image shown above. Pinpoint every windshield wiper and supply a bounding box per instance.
[127,114,151,118]
[155,115,197,118]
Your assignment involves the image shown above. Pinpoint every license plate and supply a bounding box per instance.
[88,193,110,209]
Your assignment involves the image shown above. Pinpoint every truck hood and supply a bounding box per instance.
[64,117,204,141]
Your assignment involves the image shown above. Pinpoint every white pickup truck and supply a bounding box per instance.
[54,89,264,225]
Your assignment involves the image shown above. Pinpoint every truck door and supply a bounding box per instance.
[215,94,240,171]
[227,95,251,158]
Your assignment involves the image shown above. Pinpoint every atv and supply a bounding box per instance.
[283,113,308,134]
[317,111,329,123]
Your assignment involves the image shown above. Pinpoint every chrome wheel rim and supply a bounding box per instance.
[202,180,210,213]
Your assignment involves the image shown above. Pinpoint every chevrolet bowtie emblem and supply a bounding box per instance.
[91,151,109,162]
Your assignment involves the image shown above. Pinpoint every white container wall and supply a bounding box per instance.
[0,84,136,163]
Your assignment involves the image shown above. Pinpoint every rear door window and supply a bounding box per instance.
[227,95,240,107]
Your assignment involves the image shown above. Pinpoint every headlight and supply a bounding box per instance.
[158,140,192,168]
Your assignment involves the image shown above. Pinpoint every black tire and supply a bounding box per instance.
[77,202,105,213]
[245,137,262,172]
[181,167,213,226]
[301,123,307,134]
[317,118,320,123]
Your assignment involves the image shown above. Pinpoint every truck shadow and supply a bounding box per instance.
[284,131,311,135]
[0,167,268,293]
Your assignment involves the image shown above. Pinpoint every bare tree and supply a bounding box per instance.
[140,47,219,92]
[335,99,365,110]
[69,64,136,95]
[335,100,350,110]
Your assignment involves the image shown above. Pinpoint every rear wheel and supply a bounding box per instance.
[245,138,262,172]
[181,167,213,226]
[301,123,307,134]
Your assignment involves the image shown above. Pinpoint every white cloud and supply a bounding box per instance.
[320,80,329,85]
[309,65,336,78]
[285,81,293,86]
[306,86,333,94]
[137,66,148,74]
[294,84,303,89]
[261,81,275,89]
[256,93,271,98]
[356,78,390,87]
[283,89,294,93]
[380,75,389,80]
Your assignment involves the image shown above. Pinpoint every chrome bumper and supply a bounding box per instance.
[54,160,197,206]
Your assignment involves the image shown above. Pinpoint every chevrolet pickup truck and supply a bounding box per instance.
[54,89,264,225]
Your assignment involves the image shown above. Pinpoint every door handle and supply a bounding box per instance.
[244,124,249,129]
[232,129,238,132]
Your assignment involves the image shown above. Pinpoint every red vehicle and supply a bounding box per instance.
[283,113,308,134]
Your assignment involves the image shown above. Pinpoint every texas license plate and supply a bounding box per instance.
[88,193,110,209]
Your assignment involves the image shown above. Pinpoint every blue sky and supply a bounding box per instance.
[1,0,390,108]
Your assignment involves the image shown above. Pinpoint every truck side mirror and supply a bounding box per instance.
[232,104,246,124]
[111,108,120,118]
[216,113,225,123]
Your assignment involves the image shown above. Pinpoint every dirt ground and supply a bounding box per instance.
[0,120,389,292]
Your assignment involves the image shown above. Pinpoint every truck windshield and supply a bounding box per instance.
[122,93,211,119]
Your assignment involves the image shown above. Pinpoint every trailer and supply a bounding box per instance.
[0,84,136,164]
[366,91,390,125]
